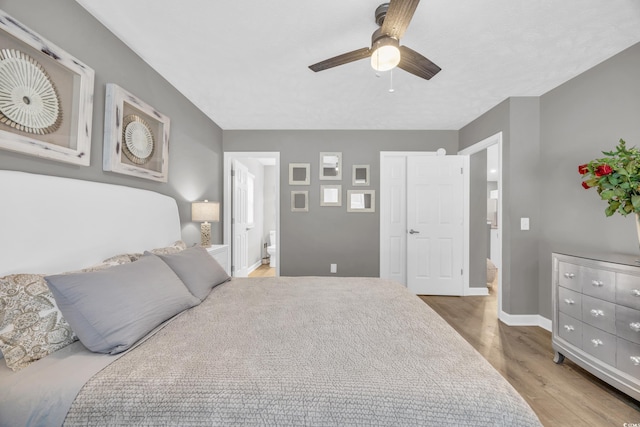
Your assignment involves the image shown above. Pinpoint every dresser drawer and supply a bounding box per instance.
[582,323,617,367]
[582,266,616,302]
[616,338,640,379]
[616,273,640,311]
[558,286,582,319]
[558,262,581,292]
[582,294,616,334]
[616,305,640,345]
[558,312,582,349]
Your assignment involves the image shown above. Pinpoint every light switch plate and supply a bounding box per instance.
[330,263,337,273]
[520,217,530,230]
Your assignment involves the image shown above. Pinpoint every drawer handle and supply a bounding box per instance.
[591,339,604,347]
[563,324,575,332]
[590,309,605,317]
[632,289,640,297]
[630,322,640,332]
[564,273,575,279]
[591,280,604,287]
[563,298,575,305]
[631,356,640,366]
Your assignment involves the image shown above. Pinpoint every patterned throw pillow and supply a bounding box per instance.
[102,240,187,264]
[150,240,187,255]
[0,274,78,371]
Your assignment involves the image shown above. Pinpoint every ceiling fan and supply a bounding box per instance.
[308,0,441,80]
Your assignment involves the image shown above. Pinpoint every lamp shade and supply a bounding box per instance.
[191,200,220,222]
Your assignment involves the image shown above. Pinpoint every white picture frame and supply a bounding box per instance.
[103,83,170,182]
[0,10,95,166]
[347,190,375,213]
[319,152,342,180]
[352,165,370,186]
[320,185,342,207]
[291,190,309,212]
[289,163,310,185]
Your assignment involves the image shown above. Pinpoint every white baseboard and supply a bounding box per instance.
[247,260,262,275]
[499,311,552,331]
[465,286,489,296]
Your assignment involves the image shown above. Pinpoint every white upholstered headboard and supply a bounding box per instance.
[0,171,182,276]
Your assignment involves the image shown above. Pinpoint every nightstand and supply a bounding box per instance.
[206,245,230,275]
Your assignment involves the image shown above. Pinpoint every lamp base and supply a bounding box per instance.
[200,222,211,247]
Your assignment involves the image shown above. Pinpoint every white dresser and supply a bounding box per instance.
[552,252,640,400]
[206,245,230,275]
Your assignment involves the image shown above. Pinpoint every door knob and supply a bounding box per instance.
[409,229,420,234]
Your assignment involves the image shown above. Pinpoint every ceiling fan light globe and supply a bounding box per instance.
[371,45,400,71]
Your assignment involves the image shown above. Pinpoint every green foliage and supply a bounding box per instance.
[579,139,640,217]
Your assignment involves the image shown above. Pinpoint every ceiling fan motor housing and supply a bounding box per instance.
[375,3,390,26]
[371,28,399,50]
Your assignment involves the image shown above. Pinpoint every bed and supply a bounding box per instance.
[0,171,541,426]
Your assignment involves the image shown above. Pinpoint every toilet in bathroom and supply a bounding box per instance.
[267,230,276,268]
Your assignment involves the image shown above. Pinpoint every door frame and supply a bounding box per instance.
[223,152,280,277]
[379,151,469,294]
[458,132,503,313]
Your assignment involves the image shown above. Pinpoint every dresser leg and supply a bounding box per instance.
[553,351,565,364]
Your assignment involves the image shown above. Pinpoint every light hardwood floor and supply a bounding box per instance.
[420,286,640,427]
[249,264,276,277]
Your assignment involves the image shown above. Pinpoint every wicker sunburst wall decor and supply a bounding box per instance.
[122,114,155,165]
[0,10,95,166]
[0,48,61,135]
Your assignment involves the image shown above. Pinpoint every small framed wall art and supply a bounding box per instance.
[291,190,309,212]
[0,10,95,165]
[319,152,342,180]
[347,190,375,213]
[103,83,170,182]
[289,163,310,185]
[320,185,342,207]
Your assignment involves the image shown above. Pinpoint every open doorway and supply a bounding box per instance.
[458,133,503,316]
[223,152,280,277]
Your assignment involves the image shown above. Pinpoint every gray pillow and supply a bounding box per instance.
[45,254,200,354]
[155,245,230,301]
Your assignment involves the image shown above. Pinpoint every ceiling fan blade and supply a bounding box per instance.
[398,45,441,80]
[381,0,420,40]
[309,47,371,72]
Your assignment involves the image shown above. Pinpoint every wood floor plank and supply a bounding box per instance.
[420,289,640,426]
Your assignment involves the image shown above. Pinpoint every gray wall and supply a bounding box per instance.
[264,165,277,249]
[223,130,458,277]
[0,0,223,245]
[469,150,488,288]
[459,97,541,315]
[538,42,640,319]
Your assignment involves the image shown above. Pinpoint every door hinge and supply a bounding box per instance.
[231,170,235,177]
[231,266,235,273]
[461,269,463,275]
[460,167,463,174]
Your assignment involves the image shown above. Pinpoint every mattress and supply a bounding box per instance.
[2,276,541,426]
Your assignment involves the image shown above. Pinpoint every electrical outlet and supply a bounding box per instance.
[330,264,337,274]
[520,217,530,230]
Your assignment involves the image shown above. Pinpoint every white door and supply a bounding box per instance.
[232,160,250,277]
[380,155,407,285]
[407,156,465,295]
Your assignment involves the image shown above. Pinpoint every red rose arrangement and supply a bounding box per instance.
[579,139,640,217]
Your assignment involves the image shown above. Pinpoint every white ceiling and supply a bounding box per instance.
[76,0,640,130]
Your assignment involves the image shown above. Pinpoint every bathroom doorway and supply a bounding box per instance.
[458,133,503,317]
[223,152,280,277]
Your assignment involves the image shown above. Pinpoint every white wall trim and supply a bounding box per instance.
[247,260,262,275]
[465,287,489,296]
[224,152,280,277]
[499,311,552,331]
[457,132,504,315]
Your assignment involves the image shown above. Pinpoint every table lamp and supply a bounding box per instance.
[191,200,219,247]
